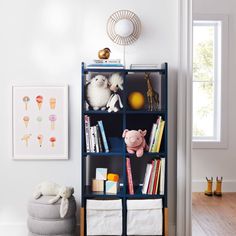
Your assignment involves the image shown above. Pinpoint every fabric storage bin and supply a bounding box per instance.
[127,199,163,235]
[86,199,122,235]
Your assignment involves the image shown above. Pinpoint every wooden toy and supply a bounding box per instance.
[106,181,119,194]
[92,179,104,192]
[95,168,108,180]
[107,173,119,182]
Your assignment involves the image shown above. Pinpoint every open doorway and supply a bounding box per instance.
[191,0,236,235]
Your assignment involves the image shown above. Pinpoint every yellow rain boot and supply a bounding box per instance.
[205,177,213,196]
[214,176,223,197]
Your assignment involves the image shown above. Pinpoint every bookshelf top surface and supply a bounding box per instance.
[82,62,167,74]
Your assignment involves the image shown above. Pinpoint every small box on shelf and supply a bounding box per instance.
[96,168,107,180]
[92,179,104,192]
[106,181,120,194]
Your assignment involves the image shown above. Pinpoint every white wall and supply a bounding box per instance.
[192,0,236,192]
[0,0,178,235]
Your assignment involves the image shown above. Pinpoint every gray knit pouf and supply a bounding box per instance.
[27,196,76,236]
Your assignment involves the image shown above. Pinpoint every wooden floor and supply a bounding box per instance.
[192,192,236,236]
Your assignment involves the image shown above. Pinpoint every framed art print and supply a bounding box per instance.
[12,85,68,160]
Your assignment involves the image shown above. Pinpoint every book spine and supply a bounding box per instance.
[151,116,162,152]
[96,125,103,152]
[148,160,157,194]
[148,123,157,152]
[98,121,109,152]
[90,126,96,153]
[153,159,161,194]
[156,121,165,152]
[94,125,99,153]
[84,115,91,152]
[159,158,165,195]
[126,158,134,194]
[142,164,152,194]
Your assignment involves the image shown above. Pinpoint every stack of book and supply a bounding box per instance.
[130,64,160,69]
[87,59,124,69]
[148,116,165,153]
[141,158,165,195]
[84,115,109,153]
[126,157,165,195]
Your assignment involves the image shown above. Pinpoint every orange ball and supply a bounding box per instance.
[128,92,145,110]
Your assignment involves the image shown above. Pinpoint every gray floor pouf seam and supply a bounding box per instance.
[28,232,75,236]
[28,216,76,235]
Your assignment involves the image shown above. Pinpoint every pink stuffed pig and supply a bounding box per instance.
[122,129,149,157]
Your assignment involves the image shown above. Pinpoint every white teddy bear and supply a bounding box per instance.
[85,75,111,110]
[33,182,74,218]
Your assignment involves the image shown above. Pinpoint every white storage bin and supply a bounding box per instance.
[86,199,122,235]
[127,199,163,235]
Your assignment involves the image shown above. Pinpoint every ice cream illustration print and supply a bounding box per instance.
[50,98,56,109]
[37,134,43,147]
[21,134,32,147]
[23,116,30,128]
[23,96,30,110]
[49,114,57,130]
[50,137,56,147]
[36,95,43,110]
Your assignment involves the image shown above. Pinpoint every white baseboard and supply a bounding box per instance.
[0,223,27,236]
[192,179,236,192]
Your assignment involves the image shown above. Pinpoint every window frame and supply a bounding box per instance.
[192,14,228,149]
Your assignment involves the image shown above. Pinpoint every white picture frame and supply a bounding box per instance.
[12,84,68,160]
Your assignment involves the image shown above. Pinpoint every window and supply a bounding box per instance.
[192,14,228,148]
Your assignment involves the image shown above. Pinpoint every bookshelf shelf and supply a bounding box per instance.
[81,62,168,236]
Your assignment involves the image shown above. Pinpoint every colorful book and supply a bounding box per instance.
[151,117,162,152]
[159,158,165,195]
[148,123,157,152]
[90,126,96,153]
[142,163,153,194]
[98,121,109,153]
[156,120,165,152]
[96,125,103,152]
[84,115,91,152]
[147,160,156,194]
[126,158,134,194]
[153,159,161,194]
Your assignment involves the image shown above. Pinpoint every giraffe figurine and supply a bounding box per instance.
[144,72,159,111]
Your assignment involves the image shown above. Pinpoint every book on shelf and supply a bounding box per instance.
[84,115,91,152]
[153,159,161,194]
[94,125,99,153]
[149,116,165,153]
[96,125,103,152]
[98,120,109,152]
[84,116,109,153]
[148,160,157,194]
[142,163,153,194]
[130,64,160,69]
[87,63,124,69]
[159,158,165,195]
[142,158,165,195]
[126,158,134,194]
[90,126,96,153]
[93,59,121,64]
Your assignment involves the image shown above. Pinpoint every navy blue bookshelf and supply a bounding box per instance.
[81,62,168,236]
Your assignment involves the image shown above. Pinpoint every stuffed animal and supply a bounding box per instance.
[33,182,74,218]
[106,73,124,112]
[122,129,149,157]
[86,75,111,110]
